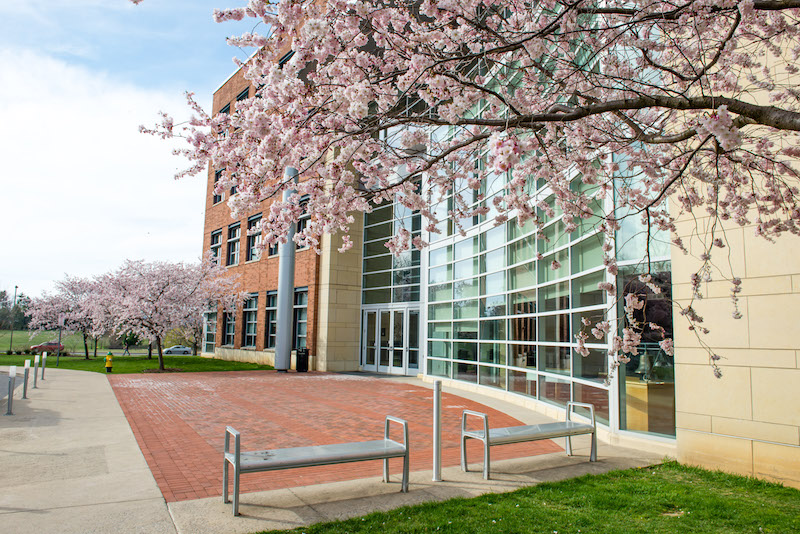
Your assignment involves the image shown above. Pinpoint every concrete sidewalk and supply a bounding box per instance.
[0,367,175,534]
[0,367,664,534]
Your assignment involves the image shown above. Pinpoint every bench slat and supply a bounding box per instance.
[465,421,595,446]
[232,439,407,472]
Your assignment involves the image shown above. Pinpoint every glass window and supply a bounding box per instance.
[242,295,258,347]
[455,362,478,383]
[479,343,506,365]
[509,261,536,289]
[453,298,479,319]
[429,245,452,266]
[539,375,571,407]
[510,344,536,368]
[226,224,240,266]
[574,383,610,425]
[246,215,262,262]
[540,282,570,312]
[540,346,571,375]
[481,295,506,317]
[223,312,235,346]
[453,279,479,300]
[539,314,571,343]
[264,291,277,348]
[479,365,505,389]
[480,319,506,340]
[509,370,537,398]
[573,348,607,382]
[510,315,536,342]
[454,342,477,361]
[293,287,308,349]
[203,312,217,353]
[571,237,603,274]
[213,169,224,204]
[573,270,607,308]
[210,230,222,264]
[429,283,452,302]
[427,358,451,378]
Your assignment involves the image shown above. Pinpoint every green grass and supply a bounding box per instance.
[0,329,114,353]
[0,353,273,374]
[261,462,800,534]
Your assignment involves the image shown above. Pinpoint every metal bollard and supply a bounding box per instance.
[5,366,16,416]
[33,355,39,389]
[22,360,30,399]
[41,354,47,380]
[432,380,442,482]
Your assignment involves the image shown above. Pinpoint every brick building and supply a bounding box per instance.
[201,68,321,368]
[202,63,800,489]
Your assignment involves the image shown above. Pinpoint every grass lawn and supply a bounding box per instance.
[0,353,273,373]
[0,329,110,354]
[263,462,800,534]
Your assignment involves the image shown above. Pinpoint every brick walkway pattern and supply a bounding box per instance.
[109,371,561,502]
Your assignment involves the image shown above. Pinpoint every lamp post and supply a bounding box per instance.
[8,285,18,352]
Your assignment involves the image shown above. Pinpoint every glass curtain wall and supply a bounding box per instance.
[362,193,422,305]
[426,172,613,425]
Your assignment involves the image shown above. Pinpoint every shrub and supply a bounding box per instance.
[5,350,11,355]
[15,350,22,355]
[23,349,31,355]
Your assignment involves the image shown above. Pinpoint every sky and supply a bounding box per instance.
[0,1,259,299]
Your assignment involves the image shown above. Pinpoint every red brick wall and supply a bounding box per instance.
[202,69,321,356]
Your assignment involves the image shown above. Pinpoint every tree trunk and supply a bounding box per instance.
[93,337,98,359]
[148,342,152,359]
[156,336,165,371]
[193,341,198,356]
[83,332,90,360]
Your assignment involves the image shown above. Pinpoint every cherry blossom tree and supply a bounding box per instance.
[97,257,241,371]
[28,276,102,359]
[139,0,800,376]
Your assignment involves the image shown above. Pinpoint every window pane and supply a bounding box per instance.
[479,366,505,389]
[453,279,479,299]
[509,370,537,398]
[454,342,477,361]
[574,383,609,425]
[510,344,536,368]
[510,315,536,342]
[479,343,506,365]
[540,282,570,312]
[540,346,571,375]
[573,270,606,308]
[539,375,571,407]
[571,237,603,274]
[427,358,451,378]
[455,362,478,383]
[573,348,608,383]
[538,314,571,343]
[453,298,479,319]
[481,295,506,317]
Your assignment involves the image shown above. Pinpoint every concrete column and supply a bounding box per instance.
[275,167,299,372]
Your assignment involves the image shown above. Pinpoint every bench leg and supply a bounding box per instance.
[223,459,229,503]
[383,457,389,484]
[566,435,573,457]
[590,431,597,462]
[482,439,490,480]
[233,467,240,516]
[401,452,409,493]
[461,434,468,472]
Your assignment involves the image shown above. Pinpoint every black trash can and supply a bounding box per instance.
[295,348,309,373]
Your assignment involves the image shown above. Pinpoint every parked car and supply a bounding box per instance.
[30,341,65,354]
[164,345,192,355]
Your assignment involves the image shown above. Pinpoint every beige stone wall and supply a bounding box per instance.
[672,219,800,489]
[209,347,315,371]
[313,215,364,372]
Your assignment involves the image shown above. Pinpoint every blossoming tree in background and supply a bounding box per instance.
[97,257,242,371]
[138,0,800,376]
[28,276,103,359]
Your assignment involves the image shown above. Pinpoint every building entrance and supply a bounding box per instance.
[361,307,419,375]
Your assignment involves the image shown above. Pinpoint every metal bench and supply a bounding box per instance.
[223,415,410,516]
[461,402,597,479]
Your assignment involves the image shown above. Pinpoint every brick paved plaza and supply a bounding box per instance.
[109,371,562,502]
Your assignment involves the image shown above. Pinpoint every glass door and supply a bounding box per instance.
[362,307,420,375]
[362,311,377,371]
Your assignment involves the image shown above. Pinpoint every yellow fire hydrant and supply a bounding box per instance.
[105,352,113,373]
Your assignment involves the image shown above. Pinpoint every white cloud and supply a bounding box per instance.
[0,48,208,297]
